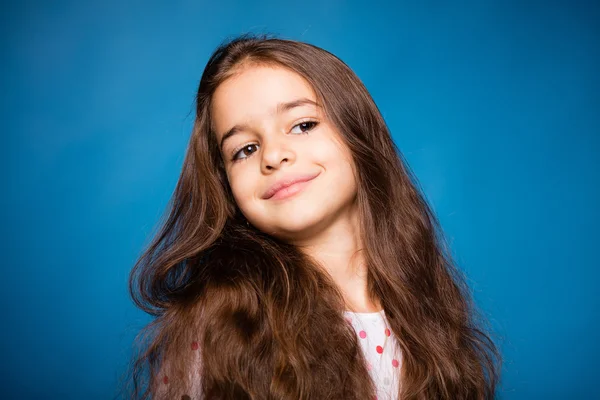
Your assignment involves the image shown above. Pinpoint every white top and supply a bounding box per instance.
[343,310,402,400]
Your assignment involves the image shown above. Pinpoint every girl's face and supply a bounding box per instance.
[210,64,358,242]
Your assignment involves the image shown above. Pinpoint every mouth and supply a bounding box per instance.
[263,173,320,201]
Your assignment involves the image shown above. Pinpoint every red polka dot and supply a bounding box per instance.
[162,375,169,384]
[191,341,199,350]
[367,362,373,371]
[359,330,367,338]
[373,396,378,400]
[392,359,399,367]
[385,328,390,337]
[345,316,353,324]
[376,345,383,354]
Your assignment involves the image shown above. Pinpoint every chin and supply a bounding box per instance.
[269,217,316,233]
[256,213,323,239]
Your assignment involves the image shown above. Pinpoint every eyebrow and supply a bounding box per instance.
[218,98,321,151]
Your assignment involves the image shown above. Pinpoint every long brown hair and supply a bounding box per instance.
[126,33,501,399]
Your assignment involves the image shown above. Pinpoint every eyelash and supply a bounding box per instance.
[230,120,319,162]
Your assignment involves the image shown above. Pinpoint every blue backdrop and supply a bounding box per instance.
[1,1,598,398]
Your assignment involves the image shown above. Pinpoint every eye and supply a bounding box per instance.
[290,120,319,134]
[232,144,258,162]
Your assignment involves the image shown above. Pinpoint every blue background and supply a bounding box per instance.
[1,1,598,398]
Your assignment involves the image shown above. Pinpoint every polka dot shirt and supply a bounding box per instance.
[344,309,402,400]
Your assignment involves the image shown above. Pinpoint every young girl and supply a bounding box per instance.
[128,34,501,399]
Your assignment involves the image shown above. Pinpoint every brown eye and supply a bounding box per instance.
[232,144,258,161]
[290,120,319,134]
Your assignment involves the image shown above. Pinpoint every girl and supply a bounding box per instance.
[128,34,501,399]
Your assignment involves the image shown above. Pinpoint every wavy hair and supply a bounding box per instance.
[126,33,501,399]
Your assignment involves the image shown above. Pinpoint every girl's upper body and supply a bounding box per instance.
[127,34,501,400]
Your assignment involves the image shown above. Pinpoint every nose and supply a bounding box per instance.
[260,136,295,172]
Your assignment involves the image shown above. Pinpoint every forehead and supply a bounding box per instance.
[210,65,318,134]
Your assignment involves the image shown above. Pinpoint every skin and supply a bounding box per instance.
[210,64,381,313]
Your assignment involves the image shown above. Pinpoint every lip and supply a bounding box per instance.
[262,172,320,200]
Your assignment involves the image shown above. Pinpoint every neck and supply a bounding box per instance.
[292,204,381,313]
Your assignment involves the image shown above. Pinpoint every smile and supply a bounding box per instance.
[268,175,318,201]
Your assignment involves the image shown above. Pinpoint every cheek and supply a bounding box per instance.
[228,170,257,207]
[331,161,357,196]
[313,137,354,175]
[319,141,357,193]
